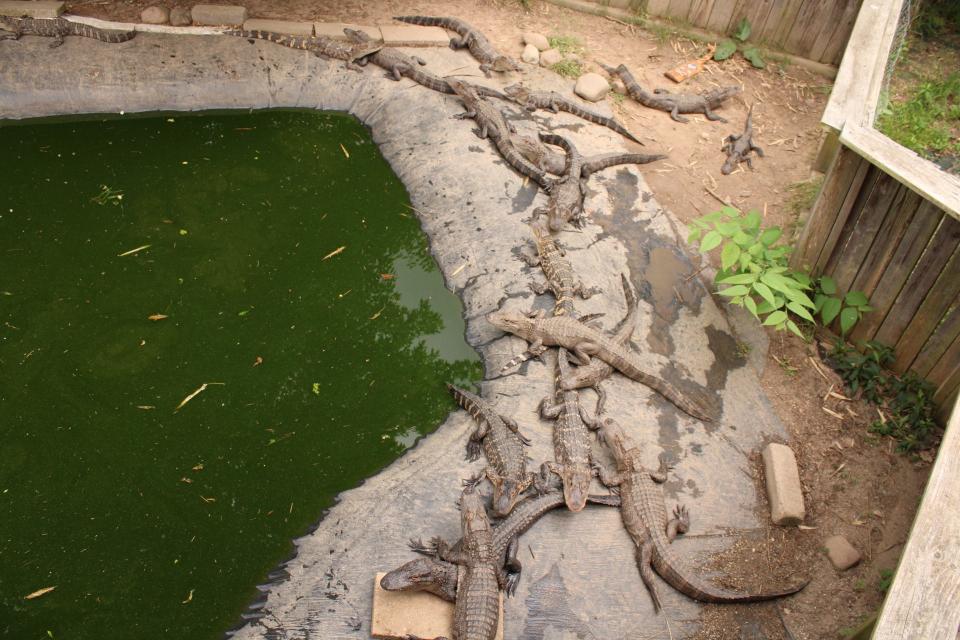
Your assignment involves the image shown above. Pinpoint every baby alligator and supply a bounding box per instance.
[523,224,599,317]
[595,418,808,610]
[224,30,381,71]
[504,84,642,144]
[515,133,667,178]
[0,16,135,46]
[601,62,740,123]
[721,104,764,174]
[393,15,520,76]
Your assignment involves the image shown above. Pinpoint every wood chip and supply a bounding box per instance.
[24,586,56,600]
[822,406,844,420]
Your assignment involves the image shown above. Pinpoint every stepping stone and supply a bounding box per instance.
[314,22,381,42]
[824,535,861,570]
[0,1,63,18]
[190,4,246,27]
[379,24,449,46]
[762,442,806,525]
[242,18,312,36]
[371,573,503,640]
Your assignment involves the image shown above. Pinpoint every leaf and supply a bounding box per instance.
[339,143,350,158]
[840,307,860,335]
[821,297,842,325]
[174,382,224,412]
[820,275,837,295]
[786,319,806,340]
[714,40,737,61]
[687,228,702,243]
[322,246,346,260]
[792,271,812,288]
[742,46,766,68]
[782,286,817,309]
[744,295,759,319]
[718,285,750,297]
[733,230,756,246]
[25,586,56,600]
[720,206,739,218]
[759,227,782,246]
[715,221,740,236]
[814,293,827,313]
[749,242,765,257]
[721,242,741,270]
[845,290,869,307]
[700,230,723,252]
[148,314,168,321]
[732,17,752,42]
[719,273,757,285]
[756,300,776,314]
[787,301,815,323]
[763,310,788,326]
[742,210,762,231]
[752,281,777,307]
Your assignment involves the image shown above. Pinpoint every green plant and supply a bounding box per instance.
[551,59,583,79]
[547,34,582,55]
[714,17,766,69]
[852,578,866,592]
[877,73,960,168]
[876,568,895,593]
[814,276,872,336]
[786,177,823,218]
[827,341,893,404]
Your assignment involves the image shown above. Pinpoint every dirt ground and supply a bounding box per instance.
[64,2,934,638]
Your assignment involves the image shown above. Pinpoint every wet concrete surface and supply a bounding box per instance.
[1,30,789,640]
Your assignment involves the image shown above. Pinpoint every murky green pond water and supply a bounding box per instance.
[0,110,480,639]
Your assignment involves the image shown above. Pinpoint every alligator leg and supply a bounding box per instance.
[479,62,492,77]
[570,340,600,366]
[465,420,490,462]
[703,106,727,122]
[575,283,601,299]
[649,455,674,483]
[591,383,608,417]
[503,536,523,595]
[49,25,67,48]
[539,397,563,420]
[637,541,664,612]
[529,280,549,295]
[500,414,532,445]
[412,55,427,65]
[753,144,765,157]
[745,156,754,170]
[547,99,560,113]
[453,109,477,120]
[593,463,623,488]
[666,504,690,541]
[449,36,468,49]
[578,403,598,428]
[669,106,690,123]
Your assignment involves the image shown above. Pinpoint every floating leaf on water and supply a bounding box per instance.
[253,356,263,367]
[237,309,250,317]
[380,273,395,280]
[192,463,204,471]
[339,143,350,158]
[148,314,168,322]
[174,382,225,413]
[181,589,194,604]
[369,306,385,320]
[322,246,346,260]
[178,229,188,236]
[200,496,215,503]
[136,405,155,410]
[180,477,193,484]
[117,244,151,257]
[311,383,320,396]
[25,586,56,600]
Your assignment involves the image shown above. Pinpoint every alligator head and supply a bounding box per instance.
[380,557,458,602]
[487,309,535,342]
[491,56,520,73]
[551,463,592,513]
[486,470,528,517]
[597,417,634,465]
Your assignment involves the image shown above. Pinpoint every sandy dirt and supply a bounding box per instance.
[62,2,934,638]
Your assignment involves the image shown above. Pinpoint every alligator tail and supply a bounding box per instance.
[606,344,714,422]
[558,103,643,145]
[495,139,553,190]
[394,15,447,28]
[70,21,135,43]
[582,153,667,176]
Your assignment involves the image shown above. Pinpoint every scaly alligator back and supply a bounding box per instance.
[1,16,135,44]
[393,15,518,74]
[548,348,595,511]
[602,62,739,122]
[224,29,315,50]
[537,133,586,231]
[507,85,643,145]
[531,225,579,316]
[581,152,667,176]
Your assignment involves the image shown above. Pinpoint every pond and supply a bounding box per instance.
[0,110,481,639]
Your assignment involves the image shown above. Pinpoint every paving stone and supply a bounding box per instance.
[0,1,62,18]
[762,442,806,525]
[379,24,449,46]
[169,6,191,26]
[314,22,380,42]
[575,72,610,102]
[824,535,861,570]
[242,18,312,36]
[371,573,503,640]
[190,4,246,26]
[540,48,562,67]
[140,6,169,25]
[522,31,549,51]
[521,43,539,64]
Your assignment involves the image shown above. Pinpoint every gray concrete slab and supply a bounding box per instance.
[0,32,790,640]
[0,0,62,18]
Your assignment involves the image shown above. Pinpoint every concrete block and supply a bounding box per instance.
[371,573,503,640]
[379,24,450,46]
[0,1,63,18]
[190,4,246,27]
[824,535,861,570]
[314,22,380,42]
[762,442,805,526]
[242,18,312,36]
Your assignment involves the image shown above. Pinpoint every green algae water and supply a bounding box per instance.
[0,110,480,639]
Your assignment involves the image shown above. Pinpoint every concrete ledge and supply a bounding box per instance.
[314,22,381,42]
[242,18,313,36]
[64,14,224,35]
[379,24,451,46]
[0,0,62,18]
[762,442,806,526]
[191,3,246,27]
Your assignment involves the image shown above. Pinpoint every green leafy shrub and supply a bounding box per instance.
[814,276,873,336]
[827,341,893,404]
[550,59,583,79]
[714,17,766,69]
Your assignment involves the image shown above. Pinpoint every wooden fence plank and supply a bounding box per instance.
[816,0,862,64]
[849,186,922,298]
[687,0,717,28]
[738,0,774,42]
[755,0,790,45]
[826,168,900,294]
[894,246,960,373]
[872,393,960,639]
[791,146,865,270]
[791,0,838,59]
[772,0,806,52]
[911,294,960,378]
[704,0,737,33]
[814,160,875,273]
[666,0,694,19]
[932,359,960,407]
[646,0,673,17]
[850,202,944,344]
[874,216,960,348]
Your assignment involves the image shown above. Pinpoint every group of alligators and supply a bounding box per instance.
[1,12,785,639]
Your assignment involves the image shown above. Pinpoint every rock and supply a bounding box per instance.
[140,5,169,24]
[522,31,549,51]
[824,535,861,570]
[521,43,539,64]
[169,6,192,26]
[611,78,626,94]
[762,442,805,526]
[539,48,562,67]
[564,52,582,64]
[575,72,610,102]
[190,3,247,27]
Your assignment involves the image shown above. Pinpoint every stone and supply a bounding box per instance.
[539,48,562,67]
[521,43,539,64]
[824,535,861,570]
[575,72,610,102]
[169,7,192,26]
[140,6,169,25]
[314,22,381,42]
[379,24,450,46]
[0,1,63,18]
[762,442,805,525]
[190,4,246,27]
[371,573,503,640]
[242,18,312,36]
[611,78,626,94]
[522,31,549,51]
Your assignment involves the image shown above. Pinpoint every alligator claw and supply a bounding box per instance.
[506,572,520,596]
[465,440,483,462]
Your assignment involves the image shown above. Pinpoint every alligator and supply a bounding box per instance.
[515,133,668,179]
[0,16,135,47]
[721,104,764,174]
[522,224,599,317]
[601,62,740,123]
[224,30,381,71]
[447,384,536,517]
[538,348,599,512]
[594,417,808,610]
[341,28,507,100]
[504,84,643,144]
[385,489,621,601]
[536,133,666,232]
[446,78,553,190]
[487,308,715,422]
[393,15,520,76]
